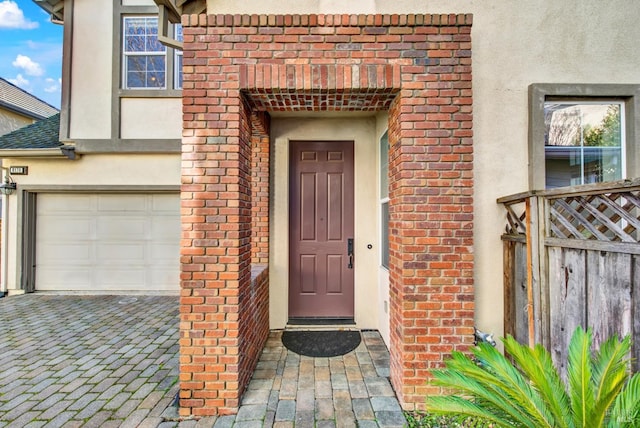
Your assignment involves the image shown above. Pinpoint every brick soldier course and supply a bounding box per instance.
[180,13,474,415]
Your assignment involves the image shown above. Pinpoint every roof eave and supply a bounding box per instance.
[0,148,68,158]
[32,0,64,23]
[0,101,50,121]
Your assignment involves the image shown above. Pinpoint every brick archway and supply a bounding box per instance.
[180,13,474,416]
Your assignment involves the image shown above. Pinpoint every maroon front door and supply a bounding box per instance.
[289,141,355,319]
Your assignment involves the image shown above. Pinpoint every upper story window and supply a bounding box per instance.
[528,84,640,190]
[122,16,182,91]
[544,102,624,188]
[123,16,166,89]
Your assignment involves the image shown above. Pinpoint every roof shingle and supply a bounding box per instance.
[0,113,61,150]
[0,77,59,120]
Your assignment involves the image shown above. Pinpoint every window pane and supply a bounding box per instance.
[583,147,622,184]
[125,55,165,89]
[544,102,623,188]
[125,35,145,52]
[380,131,389,199]
[545,147,582,188]
[124,17,164,53]
[381,202,389,269]
[545,104,581,146]
[175,53,183,89]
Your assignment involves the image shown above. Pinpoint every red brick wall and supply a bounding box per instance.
[251,112,270,264]
[180,13,474,416]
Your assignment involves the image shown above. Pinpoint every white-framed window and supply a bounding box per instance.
[544,101,625,188]
[174,24,183,90]
[528,84,640,190]
[123,16,166,89]
[380,131,390,269]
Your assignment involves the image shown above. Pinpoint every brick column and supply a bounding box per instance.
[387,15,474,410]
[179,29,253,412]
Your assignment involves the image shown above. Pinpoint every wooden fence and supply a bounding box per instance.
[498,178,640,376]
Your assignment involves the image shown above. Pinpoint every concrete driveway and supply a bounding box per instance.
[0,294,179,427]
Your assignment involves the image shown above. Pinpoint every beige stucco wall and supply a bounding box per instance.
[270,116,380,330]
[0,110,36,137]
[69,0,112,139]
[120,99,182,139]
[205,0,640,340]
[0,154,180,293]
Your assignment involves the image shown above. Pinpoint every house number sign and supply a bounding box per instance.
[9,166,28,175]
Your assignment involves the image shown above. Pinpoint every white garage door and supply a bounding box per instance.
[36,193,180,292]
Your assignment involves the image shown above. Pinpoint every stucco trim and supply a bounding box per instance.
[59,0,73,141]
[16,185,180,192]
[73,139,181,153]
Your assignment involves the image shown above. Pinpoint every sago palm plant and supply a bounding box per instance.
[426,327,640,427]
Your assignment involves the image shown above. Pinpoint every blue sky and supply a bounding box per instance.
[0,0,63,108]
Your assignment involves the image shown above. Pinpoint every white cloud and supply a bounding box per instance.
[8,73,29,88]
[0,1,38,29]
[12,54,44,76]
[44,77,61,93]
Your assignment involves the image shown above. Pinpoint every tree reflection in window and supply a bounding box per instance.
[544,102,624,188]
[123,17,166,89]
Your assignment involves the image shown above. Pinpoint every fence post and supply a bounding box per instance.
[537,196,550,349]
[525,196,541,348]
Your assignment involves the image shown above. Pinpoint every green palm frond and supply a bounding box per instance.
[471,341,555,427]
[503,336,572,428]
[608,373,640,428]
[591,333,632,426]
[428,357,537,427]
[567,327,595,427]
[426,326,639,428]
[426,395,515,427]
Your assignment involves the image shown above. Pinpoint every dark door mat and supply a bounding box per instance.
[281,330,361,357]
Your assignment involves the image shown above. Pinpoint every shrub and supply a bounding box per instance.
[426,327,640,427]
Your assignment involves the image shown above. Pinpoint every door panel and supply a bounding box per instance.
[289,141,355,318]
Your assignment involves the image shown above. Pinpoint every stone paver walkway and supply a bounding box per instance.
[199,330,407,428]
[0,295,179,428]
[1,295,406,427]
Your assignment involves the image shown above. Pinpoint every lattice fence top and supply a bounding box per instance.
[498,179,640,243]
[549,190,640,242]
[503,202,527,236]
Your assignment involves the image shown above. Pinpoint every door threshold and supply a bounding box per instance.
[287,318,356,330]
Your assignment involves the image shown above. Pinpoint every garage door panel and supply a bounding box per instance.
[151,217,180,240]
[150,269,180,290]
[98,194,147,212]
[97,217,147,239]
[96,243,145,263]
[38,194,96,212]
[38,244,92,262]
[35,269,93,290]
[95,268,146,287]
[151,243,179,261]
[37,218,93,239]
[36,193,179,292]
[151,194,180,212]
